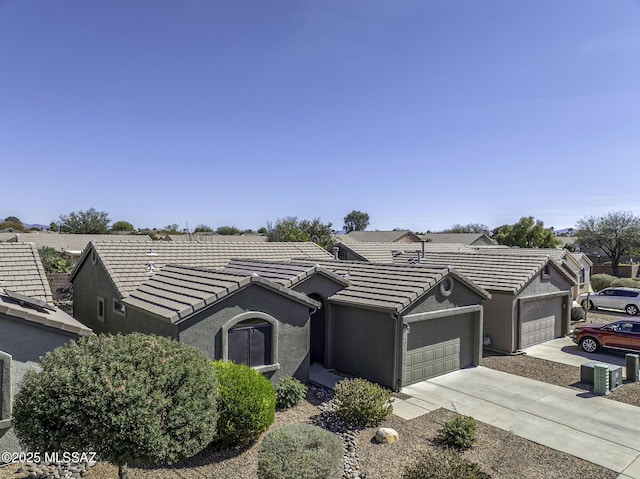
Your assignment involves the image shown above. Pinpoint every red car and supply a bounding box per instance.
[571,319,640,353]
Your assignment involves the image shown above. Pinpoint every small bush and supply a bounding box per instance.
[590,274,616,292]
[333,378,393,428]
[402,448,491,479]
[436,414,478,450]
[275,376,307,410]
[611,278,640,288]
[571,306,585,321]
[212,360,275,447]
[257,423,343,479]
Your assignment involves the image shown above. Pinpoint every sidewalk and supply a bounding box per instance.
[394,366,640,479]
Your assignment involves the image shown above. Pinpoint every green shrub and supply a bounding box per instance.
[12,334,218,478]
[571,306,585,321]
[257,423,343,479]
[590,274,616,292]
[212,360,275,447]
[402,449,491,479]
[436,414,478,450]
[611,278,640,288]
[333,378,393,428]
[275,376,308,410]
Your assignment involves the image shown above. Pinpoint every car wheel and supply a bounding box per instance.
[626,304,639,316]
[580,337,600,353]
[581,300,594,310]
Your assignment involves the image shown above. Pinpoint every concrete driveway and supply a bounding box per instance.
[524,336,629,369]
[394,366,640,479]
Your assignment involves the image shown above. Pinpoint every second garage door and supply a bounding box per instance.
[519,295,563,348]
[404,313,474,385]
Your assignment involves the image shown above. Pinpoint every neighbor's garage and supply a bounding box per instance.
[404,312,475,385]
[518,293,567,348]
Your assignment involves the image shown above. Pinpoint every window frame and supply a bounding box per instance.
[97,296,106,322]
[221,312,280,374]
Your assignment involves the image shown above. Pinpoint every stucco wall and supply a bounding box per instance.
[330,304,397,389]
[177,284,312,384]
[0,315,80,456]
[403,276,485,316]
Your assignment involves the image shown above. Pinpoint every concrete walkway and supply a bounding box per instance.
[524,336,628,369]
[394,366,640,479]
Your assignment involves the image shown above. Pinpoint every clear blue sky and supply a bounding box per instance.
[2,1,639,232]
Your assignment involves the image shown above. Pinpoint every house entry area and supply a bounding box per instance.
[404,312,475,385]
[309,294,326,366]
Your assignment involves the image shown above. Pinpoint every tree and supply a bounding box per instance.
[12,333,218,479]
[257,227,268,235]
[163,224,183,234]
[576,211,640,277]
[267,217,334,250]
[4,216,21,223]
[343,210,370,233]
[194,224,214,233]
[38,246,74,274]
[267,217,310,243]
[492,216,561,248]
[57,208,110,234]
[48,222,59,232]
[441,223,490,234]
[216,226,242,235]
[110,221,135,233]
[0,220,25,231]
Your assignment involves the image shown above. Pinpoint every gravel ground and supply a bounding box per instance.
[1,309,635,479]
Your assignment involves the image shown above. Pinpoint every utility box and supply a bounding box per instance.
[593,364,610,395]
[580,362,623,391]
[626,354,640,382]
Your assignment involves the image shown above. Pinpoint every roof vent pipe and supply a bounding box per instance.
[421,239,426,259]
[332,246,339,260]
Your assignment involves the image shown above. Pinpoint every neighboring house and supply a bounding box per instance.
[421,233,497,246]
[223,259,490,390]
[397,251,576,354]
[334,241,480,262]
[0,232,152,262]
[340,230,422,244]
[0,243,92,457]
[168,233,268,242]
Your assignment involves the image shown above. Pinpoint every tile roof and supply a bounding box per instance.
[0,242,53,302]
[122,265,321,323]
[72,241,334,297]
[168,234,268,242]
[336,241,479,263]
[420,233,496,245]
[342,230,422,243]
[398,251,577,293]
[0,232,152,255]
[224,259,490,313]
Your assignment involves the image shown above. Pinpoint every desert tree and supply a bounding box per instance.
[343,210,370,233]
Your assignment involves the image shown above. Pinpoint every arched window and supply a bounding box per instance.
[222,312,279,371]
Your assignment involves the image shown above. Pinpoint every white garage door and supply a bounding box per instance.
[519,296,562,348]
[404,313,474,385]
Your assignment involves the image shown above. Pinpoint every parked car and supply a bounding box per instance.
[571,319,640,353]
[577,287,640,316]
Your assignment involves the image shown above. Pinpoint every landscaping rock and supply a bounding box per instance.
[375,427,399,444]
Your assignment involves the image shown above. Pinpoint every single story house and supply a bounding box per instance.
[398,251,577,354]
[70,241,491,390]
[0,243,92,457]
[339,230,422,244]
[420,232,497,246]
[223,259,491,390]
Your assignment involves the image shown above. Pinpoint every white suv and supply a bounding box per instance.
[578,287,640,316]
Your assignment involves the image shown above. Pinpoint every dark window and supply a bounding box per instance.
[228,321,272,367]
[0,351,11,425]
[97,297,105,322]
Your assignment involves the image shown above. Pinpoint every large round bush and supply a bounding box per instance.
[257,423,343,479]
[12,334,218,478]
[212,360,275,446]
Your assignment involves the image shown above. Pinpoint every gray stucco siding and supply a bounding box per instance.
[178,284,312,384]
[403,277,485,316]
[330,304,397,389]
[0,315,81,456]
[292,274,346,300]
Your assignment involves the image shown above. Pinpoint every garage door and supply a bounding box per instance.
[519,296,562,348]
[404,313,474,385]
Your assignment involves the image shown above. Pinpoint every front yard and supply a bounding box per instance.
[1,309,635,479]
